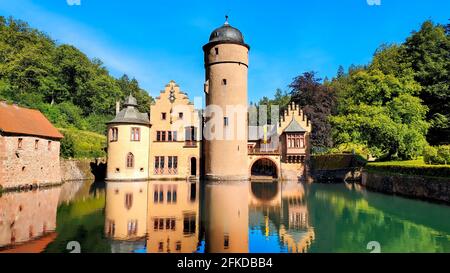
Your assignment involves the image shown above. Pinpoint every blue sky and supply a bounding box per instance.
[0,0,448,102]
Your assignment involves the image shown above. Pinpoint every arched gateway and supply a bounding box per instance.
[250,158,279,180]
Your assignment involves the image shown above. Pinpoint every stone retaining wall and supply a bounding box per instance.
[361,171,450,204]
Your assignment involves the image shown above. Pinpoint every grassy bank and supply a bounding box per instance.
[59,128,106,159]
[366,158,450,179]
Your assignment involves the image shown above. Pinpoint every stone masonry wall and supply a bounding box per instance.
[361,171,450,204]
[0,135,61,190]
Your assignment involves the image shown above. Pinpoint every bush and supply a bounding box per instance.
[365,164,450,178]
[423,145,450,165]
[329,142,371,159]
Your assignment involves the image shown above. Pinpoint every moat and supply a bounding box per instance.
[1,180,449,253]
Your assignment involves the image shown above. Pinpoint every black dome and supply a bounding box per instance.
[209,23,245,44]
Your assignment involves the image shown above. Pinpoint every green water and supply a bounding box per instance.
[1,180,449,253]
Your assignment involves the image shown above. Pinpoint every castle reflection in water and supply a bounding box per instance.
[103,180,313,253]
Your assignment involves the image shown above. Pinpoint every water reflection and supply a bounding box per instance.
[204,181,249,253]
[1,179,449,253]
[0,187,60,252]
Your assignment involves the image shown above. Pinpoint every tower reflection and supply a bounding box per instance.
[203,181,249,253]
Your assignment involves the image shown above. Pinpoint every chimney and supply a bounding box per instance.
[115,101,120,115]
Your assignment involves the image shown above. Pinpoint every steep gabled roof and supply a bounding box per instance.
[284,117,307,133]
[0,102,64,139]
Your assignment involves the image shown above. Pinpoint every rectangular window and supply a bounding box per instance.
[110,127,118,142]
[168,156,173,169]
[18,138,23,149]
[173,131,177,141]
[125,193,133,210]
[35,140,39,150]
[168,131,172,142]
[215,47,219,55]
[178,112,184,119]
[224,117,229,126]
[127,220,138,236]
[161,112,167,120]
[183,213,196,235]
[176,241,182,251]
[161,131,166,142]
[48,141,51,151]
[224,234,230,249]
[131,127,140,141]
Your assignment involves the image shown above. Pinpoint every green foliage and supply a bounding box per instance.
[0,16,152,138]
[424,145,450,165]
[311,154,367,171]
[329,143,371,159]
[59,128,106,159]
[366,163,450,178]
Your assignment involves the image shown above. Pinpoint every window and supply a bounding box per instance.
[17,138,23,149]
[127,220,138,236]
[126,153,134,168]
[107,220,115,237]
[183,213,196,235]
[161,131,166,142]
[48,141,51,151]
[185,127,197,141]
[178,112,184,119]
[222,79,227,85]
[224,117,229,126]
[158,242,164,252]
[115,168,120,173]
[176,241,182,252]
[161,112,167,120]
[125,193,133,210]
[215,47,219,55]
[168,131,172,142]
[131,127,140,141]
[35,140,39,150]
[110,127,118,142]
[155,157,165,174]
[168,156,178,170]
[224,234,230,249]
[156,131,161,141]
[173,131,177,141]
[166,184,177,204]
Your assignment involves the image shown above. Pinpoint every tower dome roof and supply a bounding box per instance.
[106,94,150,126]
[204,16,249,50]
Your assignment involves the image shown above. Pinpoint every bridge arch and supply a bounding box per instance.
[249,157,280,180]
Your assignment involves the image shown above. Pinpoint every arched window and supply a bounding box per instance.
[127,153,134,168]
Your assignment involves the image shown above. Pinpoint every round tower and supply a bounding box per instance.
[203,17,250,181]
[106,95,151,181]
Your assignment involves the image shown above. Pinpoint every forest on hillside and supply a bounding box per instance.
[258,20,449,161]
[0,16,153,135]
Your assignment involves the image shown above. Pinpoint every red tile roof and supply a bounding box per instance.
[0,102,64,139]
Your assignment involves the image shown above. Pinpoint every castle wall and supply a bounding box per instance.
[0,134,61,189]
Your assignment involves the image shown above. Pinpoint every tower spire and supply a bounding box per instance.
[224,15,229,25]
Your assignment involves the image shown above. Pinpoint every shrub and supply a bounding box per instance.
[365,164,450,178]
[59,128,106,159]
[423,145,450,165]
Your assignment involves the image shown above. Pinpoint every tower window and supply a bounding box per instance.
[35,140,39,150]
[222,79,227,85]
[110,127,118,142]
[126,153,134,168]
[48,141,52,151]
[215,47,219,55]
[224,117,229,126]
[178,112,184,119]
[17,138,23,149]
[161,112,167,120]
[131,127,140,141]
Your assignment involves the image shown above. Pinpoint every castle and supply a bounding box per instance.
[106,18,311,182]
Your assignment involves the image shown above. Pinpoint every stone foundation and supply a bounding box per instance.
[361,171,450,204]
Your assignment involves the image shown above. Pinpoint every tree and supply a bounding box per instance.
[404,21,450,144]
[289,71,336,148]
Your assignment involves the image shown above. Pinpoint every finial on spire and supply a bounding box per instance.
[224,15,229,25]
